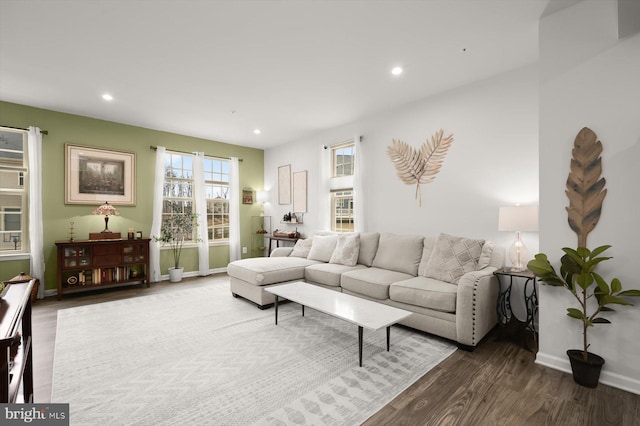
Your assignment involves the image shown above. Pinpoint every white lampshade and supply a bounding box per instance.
[498,206,538,232]
[499,205,538,272]
[256,191,268,204]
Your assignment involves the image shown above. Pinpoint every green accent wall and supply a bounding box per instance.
[0,101,264,292]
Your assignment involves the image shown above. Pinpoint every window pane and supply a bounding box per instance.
[331,189,354,232]
[0,130,25,165]
[0,169,24,189]
[332,143,355,178]
[0,183,25,251]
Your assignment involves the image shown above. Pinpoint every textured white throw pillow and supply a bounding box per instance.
[289,239,313,258]
[307,235,339,262]
[329,234,360,266]
[424,233,485,284]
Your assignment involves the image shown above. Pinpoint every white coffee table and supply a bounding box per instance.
[265,282,412,366]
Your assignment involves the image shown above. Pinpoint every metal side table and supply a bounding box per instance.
[493,268,538,351]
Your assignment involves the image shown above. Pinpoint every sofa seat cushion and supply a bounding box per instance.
[390,277,458,313]
[341,267,413,300]
[227,257,320,286]
[305,263,366,287]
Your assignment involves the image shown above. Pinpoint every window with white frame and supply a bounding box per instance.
[329,141,355,232]
[203,157,230,240]
[162,152,230,242]
[0,127,28,253]
[331,189,354,232]
[332,143,355,177]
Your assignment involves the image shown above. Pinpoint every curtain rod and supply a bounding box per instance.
[149,145,242,162]
[1,125,48,135]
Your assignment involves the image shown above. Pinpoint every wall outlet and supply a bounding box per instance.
[242,247,247,254]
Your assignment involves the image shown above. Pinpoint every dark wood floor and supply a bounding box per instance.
[31,275,640,425]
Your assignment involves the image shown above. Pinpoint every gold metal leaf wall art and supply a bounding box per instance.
[566,127,607,248]
[387,129,454,206]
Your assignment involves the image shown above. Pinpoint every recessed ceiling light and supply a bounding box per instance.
[391,66,403,76]
[253,129,261,135]
[102,93,113,101]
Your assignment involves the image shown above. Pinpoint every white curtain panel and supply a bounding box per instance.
[149,146,165,282]
[353,136,365,232]
[27,127,45,298]
[193,152,209,275]
[229,157,241,261]
[318,145,331,231]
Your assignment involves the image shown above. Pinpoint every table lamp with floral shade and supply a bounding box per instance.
[90,201,121,239]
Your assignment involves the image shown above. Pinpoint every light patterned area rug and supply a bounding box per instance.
[52,282,456,425]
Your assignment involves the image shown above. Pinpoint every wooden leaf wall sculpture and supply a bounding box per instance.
[387,129,454,206]
[566,127,607,248]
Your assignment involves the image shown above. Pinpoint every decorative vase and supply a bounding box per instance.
[567,350,605,388]
[168,267,184,283]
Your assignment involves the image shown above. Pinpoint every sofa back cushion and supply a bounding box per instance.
[307,234,338,262]
[357,232,380,266]
[417,237,437,276]
[372,233,423,275]
[423,233,485,284]
[329,234,360,266]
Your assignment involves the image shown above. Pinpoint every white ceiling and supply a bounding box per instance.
[0,0,549,149]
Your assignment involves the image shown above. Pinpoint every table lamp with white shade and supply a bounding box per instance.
[499,205,539,272]
[256,191,268,216]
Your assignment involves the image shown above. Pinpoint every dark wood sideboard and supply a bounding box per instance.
[55,239,150,299]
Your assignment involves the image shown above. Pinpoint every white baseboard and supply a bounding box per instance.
[536,351,640,395]
[158,267,227,281]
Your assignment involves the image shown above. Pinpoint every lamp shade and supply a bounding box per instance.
[498,206,538,232]
[92,201,120,217]
[256,191,268,204]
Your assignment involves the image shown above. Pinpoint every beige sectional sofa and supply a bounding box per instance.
[227,232,504,349]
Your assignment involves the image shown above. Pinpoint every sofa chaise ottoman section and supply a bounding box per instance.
[227,256,320,286]
[341,267,413,300]
[389,277,457,313]
[227,256,321,308]
[304,263,366,288]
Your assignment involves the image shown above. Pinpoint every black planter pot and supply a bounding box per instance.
[567,350,605,388]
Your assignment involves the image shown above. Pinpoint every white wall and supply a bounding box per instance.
[537,0,640,394]
[265,64,539,266]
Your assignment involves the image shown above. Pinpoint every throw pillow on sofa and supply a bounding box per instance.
[329,234,360,266]
[307,234,339,262]
[424,233,485,284]
[289,239,313,258]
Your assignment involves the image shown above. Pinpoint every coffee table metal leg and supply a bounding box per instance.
[358,326,363,367]
[387,326,391,351]
[302,305,305,317]
[274,295,279,325]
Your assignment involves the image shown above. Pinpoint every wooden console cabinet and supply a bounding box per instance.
[1,280,34,403]
[55,239,150,299]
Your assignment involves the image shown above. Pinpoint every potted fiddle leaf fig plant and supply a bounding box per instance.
[528,245,640,387]
[154,212,198,282]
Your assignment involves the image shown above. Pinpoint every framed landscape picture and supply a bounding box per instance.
[65,144,136,205]
[278,164,291,205]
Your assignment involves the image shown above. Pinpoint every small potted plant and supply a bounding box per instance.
[528,245,640,387]
[154,212,198,282]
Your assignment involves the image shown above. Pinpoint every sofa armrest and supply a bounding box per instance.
[270,247,293,257]
[455,267,499,347]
